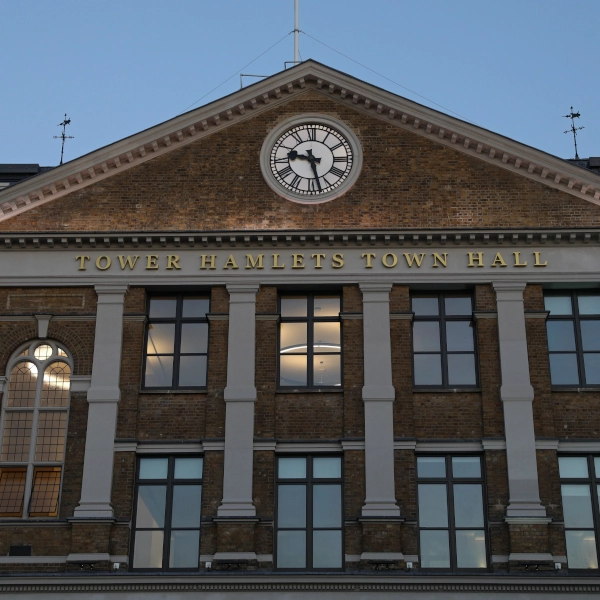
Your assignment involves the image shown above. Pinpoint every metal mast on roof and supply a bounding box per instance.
[563,107,584,160]
[294,0,300,64]
[53,114,74,165]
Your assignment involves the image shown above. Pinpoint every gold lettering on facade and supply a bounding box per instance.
[312,253,326,268]
[513,252,527,267]
[490,252,507,267]
[200,255,216,270]
[467,252,484,267]
[403,253,425,267]
[432,253,448,268]
[223,254,239,269]
[166,255,181,270]
[292,254,305,269]
[118,255,139,270]
[245,254,264,269]
[272,254,285,269]
[332,253,344,268]
[362,253,376,268]
[76,255,90,271]
[533,252,548,267]
[95,255,112,270]
[146,255,159,270]
[382,253,398,268]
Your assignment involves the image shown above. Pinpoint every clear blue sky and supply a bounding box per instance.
[2,0,598,166]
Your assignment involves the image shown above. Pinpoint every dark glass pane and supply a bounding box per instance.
[412,297,439,316]
[277,530,306,568]
[313,322,340,352]
[414,354,442,386]
[595,458,600,479]
[169,530,199,568]
[561,485,594,528]
[314,296,340,317]
[445,297,472,316]
[136,485,166,528]
[418,484,448,527]
[453,484,484,527]
[313,484,341,527]
[281,296,307,317]
[447,354,477,386]
[147,323,175,354]
[149,297,177,319]
[546,321,576,351]
[417,457,446,478]
[278,457,306,479]
[565,530,598,569]
[278,484,306,528]
[174,458,203,479]
[455,530,487,568]
[549,353,579,385]
[280,323,308,353]
[446,321,475,352]
[581,321,600,351]
[139,458,168,480]
[171,485,202,528]
[413,322,440,352]
[180,323,208,353]
[133,530,164,568]
[313,355,341,386]
[452,457,481,478]
[559,456,588,478]
[544,296,572,315]
[145,356,173,387]
[178,355,207,387]
[313,530,342,568]
[182,297,209,318]
[280,355,307,386]
[420,530,450,568]
[578,295,600,315]
[584,354,600,385]
[313,457,342,479]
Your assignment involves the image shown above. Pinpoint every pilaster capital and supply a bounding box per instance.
[226,283,260,295]
[224,385,257,402]
[500,384,535,402]
[94,284,129,304]
[86,386,121,403]
[493,281,527,298]
[359,282,393,299]
[363,385,396,401]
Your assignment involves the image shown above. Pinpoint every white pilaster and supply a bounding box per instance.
[493,282,546,519]
[73,284,128,519]
[360,283,400,517]
[218,284,259,517]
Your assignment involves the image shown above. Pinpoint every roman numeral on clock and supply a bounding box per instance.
[290,175,301,188]
[329,142,343,151]
[291,131,303,144]
[278,166,293,178]
[329,166,345,178]
[307,128,317,141]
[333,156,347,163]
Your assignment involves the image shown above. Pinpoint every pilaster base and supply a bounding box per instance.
[72,502,114,519]
[214,518,259,567]
[361,502,401,518]
[217,502,256,518]
[506,520,552,568]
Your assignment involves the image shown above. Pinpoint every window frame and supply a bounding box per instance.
[130,454,204,572]
[142,294,210,391]
[274,454,344,571]
[0,340,72,520]
[277,293,342,390]
[416,454,491,572]
[545,291,600,389]
[411,293,479,390]
[558,454,600,570]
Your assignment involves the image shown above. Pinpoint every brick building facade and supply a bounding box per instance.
[0,61,599,598]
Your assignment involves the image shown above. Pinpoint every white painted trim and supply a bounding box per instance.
[213,552,257,561]
[483,439,507,450]
[66,553,111,563]
[558,440,600,452]
[69,375,92,393]
[341,440,366,451]
[203,441,226,451]
[360,552,404,561]
[416,441,484,452]
[34,314,51,338]
[253,441,277,451]
[275,442,342,453]
[505,517,552,525]
[0,556,67,564]
[536,439,560,450]
[508,553,553,562]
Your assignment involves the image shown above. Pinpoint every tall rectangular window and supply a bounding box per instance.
[417,455,488,570]
[558,455,600,569]
[143,295,210,389]
[279,294,341,388]
[545,292,600,387]
[412,294,477,388]
[275,455,343,570]
[131,456,203,570]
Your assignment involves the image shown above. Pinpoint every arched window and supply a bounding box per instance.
[0,341,72,518]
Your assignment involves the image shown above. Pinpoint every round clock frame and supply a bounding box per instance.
[260,114,363,204]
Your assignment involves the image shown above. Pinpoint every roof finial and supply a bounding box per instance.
[563,107,584,160]
[53,114,74,165]
[293,0,300,65]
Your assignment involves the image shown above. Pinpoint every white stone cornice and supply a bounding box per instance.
[1,61,599,222]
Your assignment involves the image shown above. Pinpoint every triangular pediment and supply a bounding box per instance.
[1,60,599,222]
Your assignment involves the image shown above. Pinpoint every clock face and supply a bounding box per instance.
[270,124,353,197]
[260,115,362,204]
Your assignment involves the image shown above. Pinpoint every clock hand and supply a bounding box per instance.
[309,159,321,191]
[288,150,321,164]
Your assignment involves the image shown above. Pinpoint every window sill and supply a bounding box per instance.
[412,388,481,393]
[276,388,344,394]
[550,387,600,393]
[140,389,208,394]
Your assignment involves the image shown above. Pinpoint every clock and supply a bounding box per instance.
[260,115,363,204]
